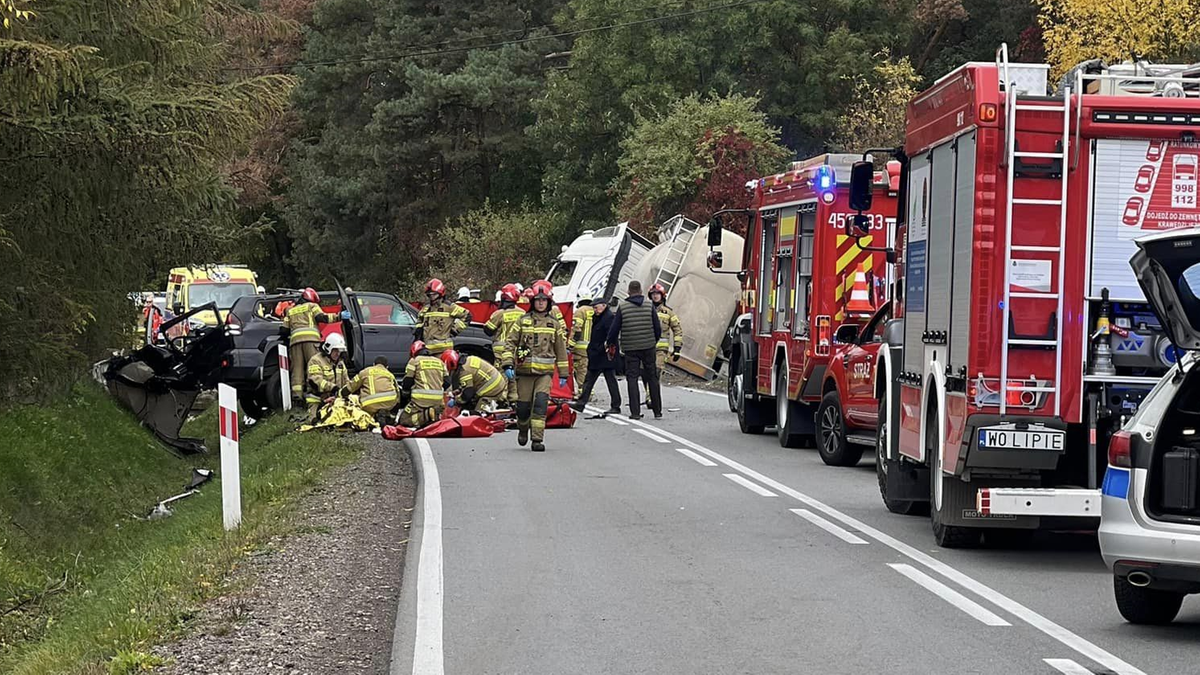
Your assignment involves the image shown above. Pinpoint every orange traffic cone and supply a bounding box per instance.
[846,271,874,314]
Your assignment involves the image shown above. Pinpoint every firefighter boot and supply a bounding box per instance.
[531,440,546,452]
[518,427,529,446]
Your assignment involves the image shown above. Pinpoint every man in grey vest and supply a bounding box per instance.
[606,280,662,419]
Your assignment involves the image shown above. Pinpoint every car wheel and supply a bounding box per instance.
[929,403,980,548]
[239,389,270,421]
[816,390,862,465]
[1113,575,1184,625]
[876,386,923,514]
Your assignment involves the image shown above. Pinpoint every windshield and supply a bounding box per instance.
[187,283,257,309]
[548,260,577,287]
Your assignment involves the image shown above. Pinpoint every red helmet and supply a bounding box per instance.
[425,278,446,297]
[649,283,666,298]
[531,279,554,301]
[522,286,536,299]
[301,287,319,303]
[440,349,461,371]
[410,340,427,358]
[500,283,520,303]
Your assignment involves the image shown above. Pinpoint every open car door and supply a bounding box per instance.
[1132,229,1200,352]
[335,279,362,371]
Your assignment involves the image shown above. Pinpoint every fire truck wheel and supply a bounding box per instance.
[817,391,862,465]
[726,364,740,413]
[736,366,767,435]
[776,369,813,448]
[876,388,924,515]
[929,406,981,548]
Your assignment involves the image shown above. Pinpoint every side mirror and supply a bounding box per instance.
[707,250,724,269]
[173,303,184,315]
[848,160,874,212]
[847,213,871,238]
[834,324,859,344]
[737,270,749,283]
[707,219,724,247]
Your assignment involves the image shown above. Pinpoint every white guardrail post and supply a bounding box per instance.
[218,383,243,531]
[278,343,292,411]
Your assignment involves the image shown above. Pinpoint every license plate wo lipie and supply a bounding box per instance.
[979,428,1064,451]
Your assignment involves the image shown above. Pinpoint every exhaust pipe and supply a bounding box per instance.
[1127,571,1154,587]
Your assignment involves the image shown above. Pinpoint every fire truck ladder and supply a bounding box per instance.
[652,216,700,297]
[997,44,1071,417]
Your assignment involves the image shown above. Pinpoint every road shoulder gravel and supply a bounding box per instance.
[155,434,415,674]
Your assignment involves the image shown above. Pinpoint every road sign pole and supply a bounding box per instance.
[218,384,242,531]
[278,343,292,411]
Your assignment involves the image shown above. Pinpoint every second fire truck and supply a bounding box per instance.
[845,46,1198,546]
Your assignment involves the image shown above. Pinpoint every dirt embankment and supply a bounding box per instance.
[157,440,415,674]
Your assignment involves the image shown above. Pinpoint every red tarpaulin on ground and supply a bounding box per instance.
[381,415,506,440]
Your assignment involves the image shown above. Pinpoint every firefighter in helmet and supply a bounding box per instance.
[504,280,569,452]
[649,282,683,386]
[399,340,449,428]
[340,355,399,426]
[306,332,350,421]
[484,283,525,404]
[284,287,347,404]
[442,349,507,412]
[569,294,595,395]
[415,278,469,355]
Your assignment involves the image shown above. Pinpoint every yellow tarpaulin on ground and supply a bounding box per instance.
[299,396,379,432]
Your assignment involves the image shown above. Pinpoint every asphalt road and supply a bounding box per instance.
[391,386,1200,675]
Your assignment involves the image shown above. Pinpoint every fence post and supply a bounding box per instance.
[278,343,292,411]
[218,384,242,531]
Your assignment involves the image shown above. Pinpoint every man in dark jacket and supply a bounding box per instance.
[572,297,621,414]
[606,280,662,419]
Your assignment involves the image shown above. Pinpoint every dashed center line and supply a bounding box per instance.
[790,508,868,545]
[1045,659,1095,674]
[675,447,718,466]
[723,473,777,497]
[632,428,670,444]
[605,416,629,426]
[888,563,1012,627]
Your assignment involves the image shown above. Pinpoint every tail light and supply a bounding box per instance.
[226,313,241,326]
[1108,430,1132,468]
[1005,381,1035,407]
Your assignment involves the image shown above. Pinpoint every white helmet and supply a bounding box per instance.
[323,332,347,353]
[456,286,471,299]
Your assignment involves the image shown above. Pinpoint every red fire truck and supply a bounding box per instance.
[710,154,899,454]
[846,46,1198,546]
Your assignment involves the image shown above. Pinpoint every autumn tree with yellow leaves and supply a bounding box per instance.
[1038,0,1200,76]
[834,52,922,151]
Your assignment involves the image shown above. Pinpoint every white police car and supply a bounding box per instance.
[1100,228,1200,624]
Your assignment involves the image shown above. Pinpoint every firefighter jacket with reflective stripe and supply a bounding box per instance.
[484,306,525,360]
[570,305,595,355]
[416,299,468,352]
[306,353,349,403]
[457,355,506,400]
[550,305,567,338]
[403,355,448,408]
[655,303,684,351]
[342,364,398,409]
[505,309,569,375]
[285,301,338,344]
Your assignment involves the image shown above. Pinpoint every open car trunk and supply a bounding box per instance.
[1132,229,1200,521]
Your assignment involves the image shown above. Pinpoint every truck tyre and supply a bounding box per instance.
[817,391,863,465]
[736,359,767,434]
[1113,575,1183,625]
[776,369,810,448]
[929,404,980,548]
[876,387,923,515]
[726,355,740,413]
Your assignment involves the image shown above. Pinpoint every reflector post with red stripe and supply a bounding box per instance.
[218,384,242,531]
[278,343,292,412]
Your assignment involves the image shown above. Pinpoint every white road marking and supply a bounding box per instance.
[678,386,727,399]
[602,413,1146,675]
[675,447,718,466]
[1045,659,1095,674]
[411,439,444,675]
[790,508,868,545]
[606,416,629,426]
[632,428,670,444]
[888,563,1011,626]
[723,473,777,497]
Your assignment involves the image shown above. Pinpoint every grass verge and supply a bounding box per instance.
[0,385,360,674]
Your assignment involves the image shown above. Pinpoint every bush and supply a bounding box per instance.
[431,203,563,296]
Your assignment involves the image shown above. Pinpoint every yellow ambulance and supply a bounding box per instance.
[165,265,261,326]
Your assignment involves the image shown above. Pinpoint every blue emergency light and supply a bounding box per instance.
[815,165,835,191]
